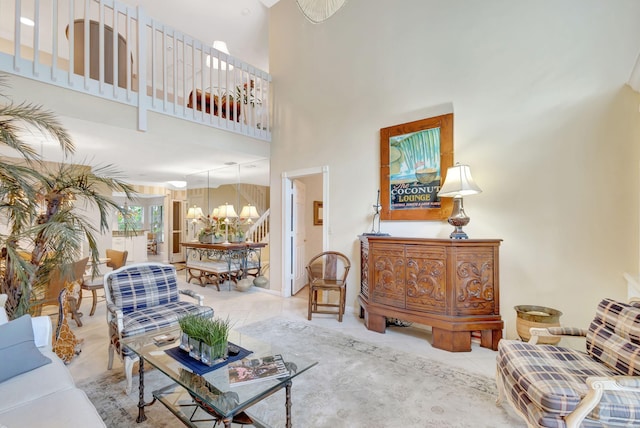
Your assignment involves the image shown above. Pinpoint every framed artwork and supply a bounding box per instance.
[380,113,454,221]
[313,201,323,226]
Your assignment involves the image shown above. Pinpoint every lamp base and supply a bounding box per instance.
[447,196,470,240]
[449,227,469,240]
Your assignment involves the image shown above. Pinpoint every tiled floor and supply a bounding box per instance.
[67,264,501,385]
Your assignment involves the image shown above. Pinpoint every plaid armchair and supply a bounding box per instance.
[496,298,640,427]
[104,263,214,394]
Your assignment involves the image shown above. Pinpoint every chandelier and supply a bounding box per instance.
[296,0,347,23]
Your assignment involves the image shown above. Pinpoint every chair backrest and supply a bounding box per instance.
[105,249,128,270]
[44,257,89,304]
[586,298,640,375]
[104,263,179,315]
[306,251,351,283]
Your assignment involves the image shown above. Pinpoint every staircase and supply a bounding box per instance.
[239,183,269,243]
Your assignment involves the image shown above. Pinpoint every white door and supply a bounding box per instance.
[292,179,307,295]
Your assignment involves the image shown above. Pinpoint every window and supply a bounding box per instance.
[117,205,143,230]
[150,205,164,242]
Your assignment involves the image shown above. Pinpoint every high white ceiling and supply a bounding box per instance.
[2,0,279,188]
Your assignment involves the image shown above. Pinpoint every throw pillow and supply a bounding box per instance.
[0,314,52,383]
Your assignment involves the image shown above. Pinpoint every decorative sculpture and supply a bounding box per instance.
[364,190,388,236]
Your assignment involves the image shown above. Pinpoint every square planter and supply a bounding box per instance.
[181,332,229,366]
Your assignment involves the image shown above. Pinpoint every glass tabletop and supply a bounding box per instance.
[123,326,317,421]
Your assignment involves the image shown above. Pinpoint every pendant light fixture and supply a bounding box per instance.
[296,0,347,23]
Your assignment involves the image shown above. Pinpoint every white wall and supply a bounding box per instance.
[269,0,640,338]
[297,175,323,265]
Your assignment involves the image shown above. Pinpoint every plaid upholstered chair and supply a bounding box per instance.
[104,263,214,393]
[496,298,640,427]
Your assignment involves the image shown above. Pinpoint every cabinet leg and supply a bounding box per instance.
[432,328,471,352]
[364,311,386,333]
[480,329,502,351]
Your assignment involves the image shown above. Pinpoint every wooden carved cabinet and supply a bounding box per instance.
[359,236,503,352]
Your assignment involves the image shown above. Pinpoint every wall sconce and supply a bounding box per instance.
[218,202,238,244]
[186,205,203,240]
[437,163,482,239]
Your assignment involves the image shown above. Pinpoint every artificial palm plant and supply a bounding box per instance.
[0,76,135,319]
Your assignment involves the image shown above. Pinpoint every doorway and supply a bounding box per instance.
[170,199,186,263]
[282,166,329,298]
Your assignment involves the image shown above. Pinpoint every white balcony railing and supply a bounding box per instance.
[0,0,271,141]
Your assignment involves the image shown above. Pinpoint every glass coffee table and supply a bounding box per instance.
[124,326,317,428]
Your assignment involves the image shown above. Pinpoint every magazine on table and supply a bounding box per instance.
[228,354,290,386]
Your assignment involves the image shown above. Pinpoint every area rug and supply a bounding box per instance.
[78,318,523,427]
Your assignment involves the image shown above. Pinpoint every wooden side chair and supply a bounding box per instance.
[306,251,351,322]
[31,257,89,327]
[81,249,128,316]
[147,232,158,255]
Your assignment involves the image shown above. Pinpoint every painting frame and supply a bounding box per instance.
[313,201,323,226]
[380,113,454,221]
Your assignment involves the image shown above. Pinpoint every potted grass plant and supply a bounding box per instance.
[200,316,233,365]
[178,314,233,365]
[178,313,204,358]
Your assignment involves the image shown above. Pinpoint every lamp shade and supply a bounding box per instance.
[211,207,220,219]
[437,164,482,197]
[186,205,203,219]
[218,203,238,219]
[240,204,259,220]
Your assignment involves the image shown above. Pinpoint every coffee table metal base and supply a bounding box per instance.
[135,356,295,427]
[136,358,156,423]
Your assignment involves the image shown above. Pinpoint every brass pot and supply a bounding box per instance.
[514,305,563,344]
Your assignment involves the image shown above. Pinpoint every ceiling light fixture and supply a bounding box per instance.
[167,180,187,189]
[205,40,234,71]
[20,17,35,27]
[296,0,347,23]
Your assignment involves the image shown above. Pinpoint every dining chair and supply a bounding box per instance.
[81,249,128,316]
[306,251,351,322]
[31,257,89,327]
[147,232,158,255]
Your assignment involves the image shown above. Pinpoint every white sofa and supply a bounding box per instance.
[0,294,105,427]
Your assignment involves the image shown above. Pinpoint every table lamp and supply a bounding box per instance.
[186,205,203,240]
[240,204,260,242]
[218,203,238,244]
[437,163,482,239]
